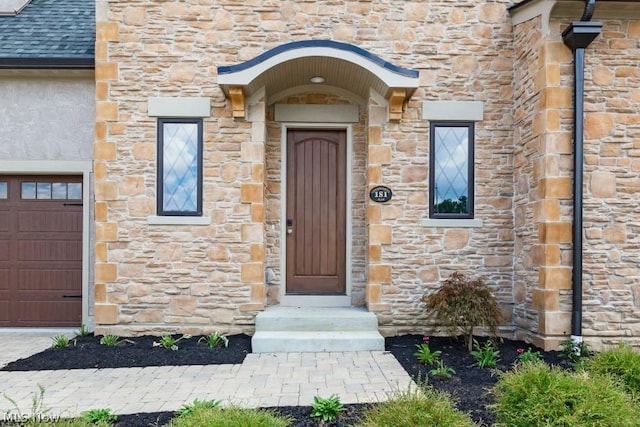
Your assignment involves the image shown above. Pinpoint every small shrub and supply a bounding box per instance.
[586,344,640,401]
[311,394,344,422]
[422,272,502,351]
[429,360,456,379]
[413,336,441,366]
[154,334,191,351]
[492,361,640,427]
[76,324,92,337]
[99,335,133,347]
[356,384,478,427]
[560,338,591,365]
[176,399,220,417]
[167,405,291,427]
[81,408,117,425]
[516,347,542,364]
[470,339,500,368]
[51,335,74,349]
[198,332,229,349]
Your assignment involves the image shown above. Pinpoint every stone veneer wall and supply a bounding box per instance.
[93,0,519,336]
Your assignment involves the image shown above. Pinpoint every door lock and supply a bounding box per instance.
[287,229,293,235]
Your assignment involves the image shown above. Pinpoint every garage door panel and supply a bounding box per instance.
[17,301,81,325]
[18,211,82,233]
[0,301,9,324]
[18,269,81,291]
[17,241,82,262]
[0,213,9,232]
[0,269,8,290]
[0,241,9,261]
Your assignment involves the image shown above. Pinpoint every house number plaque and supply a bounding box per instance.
[369,186,392,203]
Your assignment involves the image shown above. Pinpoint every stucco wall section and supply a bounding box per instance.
[0,77,94,161]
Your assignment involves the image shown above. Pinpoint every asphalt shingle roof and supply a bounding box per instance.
[0,0,94,62]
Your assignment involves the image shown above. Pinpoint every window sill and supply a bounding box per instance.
[147,216,211,226]
[420,219,483,228]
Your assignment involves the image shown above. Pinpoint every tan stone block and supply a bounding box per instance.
[485,256,511,267]
[401,165,427,183]
[123,7,146,26]
[169,296,197,316]
[368,165,382,184]
[542,87,571,108]
[593,65,615,86]
[452,56,478,75]
[630,22,640,38]
[367,205,381,224]
[120,176,145,196]
[95,122,106,141]
[94,143,116,161]
[479,3,504,22]
[119,263,144,278]
[96,102,118,121]
[539,311,571,335]
[240,303,264,312]
[603,224,626,243]
[95,202,108,222]
[539,267,572,290]
[444,229,469,250]
[368,126,381,145]
[615,67,639,78]
[95,242,107,262]
[96,62,118,81]
[169,63,196,82]
[94,284,107,303]
[241,143,264,162]
[544,41,572,63]
[96,22,119,41]
[368,245,382,263]
[241,223,263,243]
[539,222,572,244]
[96,222,118,241]
[96,263,116,283]
[368,146,392,165]
[94,304,118,324]
[366,283,382,304]
[369,265,392,284]
[220,162,239,182]
[251,204,265,222]
[601,143,620,157]
[418,265,438,283]
[543,244,561,265]
[251,283,265,302]
[539,177,572,199]
[585,113,614,139]
[109,123,125,135]
[240,183,263,203]
[133,143,155,160]
[546,63,560,86]
[533,200,560,222]
[95,182,117,200]
[590,171,616,197]
[532,289,559,311]
[250,244,265,262]
[252,164,264,182]
[241,263,264,282]
[157,243,182,261]
[136,310,163,323]
[209,244,229,261]
[370,225,392,244]
[129,284,151,297]
[95,42,107,62]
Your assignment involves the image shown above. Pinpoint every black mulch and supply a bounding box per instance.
[2,334,569,426]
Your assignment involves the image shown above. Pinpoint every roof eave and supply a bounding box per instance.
[0,57,94,69]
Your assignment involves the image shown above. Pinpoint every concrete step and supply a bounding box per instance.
[252,306,385,353]
[252,330,384,353]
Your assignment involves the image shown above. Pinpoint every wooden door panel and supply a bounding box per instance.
[286,130,346,294]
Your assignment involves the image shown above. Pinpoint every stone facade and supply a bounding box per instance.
[94,0,640,349]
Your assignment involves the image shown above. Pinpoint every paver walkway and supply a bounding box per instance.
[0,333,413,420]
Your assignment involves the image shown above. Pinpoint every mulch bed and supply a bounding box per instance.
[3,333,569,426]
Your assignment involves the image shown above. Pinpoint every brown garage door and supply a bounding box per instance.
[0,176,82,327]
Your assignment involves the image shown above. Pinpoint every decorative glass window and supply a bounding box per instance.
[21,181,82,200]
[157,118,203,216]
[429,122,474,219]
[0,182,7,199]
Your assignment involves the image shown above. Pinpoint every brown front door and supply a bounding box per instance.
[0,176,83,327]
[286,129,346,294]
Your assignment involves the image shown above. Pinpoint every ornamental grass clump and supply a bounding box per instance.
[492,361,640,427]
[167,405,291,427]
[422,272,502,351]
[586,343,640,401]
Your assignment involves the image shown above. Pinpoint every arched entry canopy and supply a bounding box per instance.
[217,40,420,120]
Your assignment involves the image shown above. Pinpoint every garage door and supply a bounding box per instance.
[0,176,82,327]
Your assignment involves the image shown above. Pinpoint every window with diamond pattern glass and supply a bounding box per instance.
[159,120,202,215]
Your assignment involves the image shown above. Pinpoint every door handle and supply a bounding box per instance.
[287,229,293,235]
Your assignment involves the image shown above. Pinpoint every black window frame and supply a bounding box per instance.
[157,118,204,217]
[429,121,475,219]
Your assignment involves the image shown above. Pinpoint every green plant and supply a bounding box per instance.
[168,405,291,427]
[198,332,229,349]
[356,384,478,427]
[422,272,502,351]
[76,324,92,337]
[81,408,116,425]
[586,343,640,401]
[51,335,74,349]
[470,339,500,368]
[516,347,542,364]
[560,338,591,365]
[176,399,220,417]
[492,360,640,426]
[413,336,441,366]
[99,335,133,347]
[154,334,191,351]
[429,360,456,379]
[310,394,344,422]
